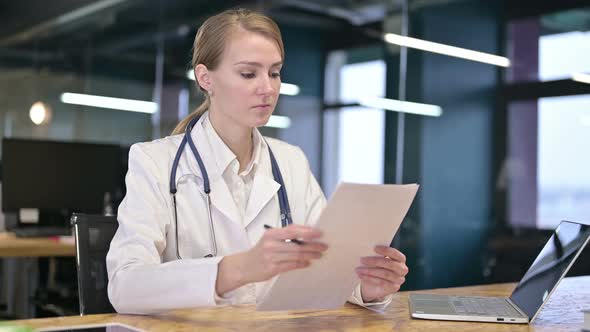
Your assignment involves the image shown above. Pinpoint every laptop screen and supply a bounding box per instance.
[509,221,590,319]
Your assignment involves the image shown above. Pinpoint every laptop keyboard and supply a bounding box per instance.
[451,297,518,317]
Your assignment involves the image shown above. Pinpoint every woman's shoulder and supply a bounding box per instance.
[263,137,309,165]
[131,134,183,153]
[264,137,301,154]
[127,134,184,167]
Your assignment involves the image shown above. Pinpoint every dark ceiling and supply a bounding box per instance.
[0,0,397,80]
[0,0,588,82]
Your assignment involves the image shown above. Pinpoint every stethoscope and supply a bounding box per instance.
[169,114,292,259]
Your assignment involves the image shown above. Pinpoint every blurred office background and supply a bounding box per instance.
[1,0,589,319]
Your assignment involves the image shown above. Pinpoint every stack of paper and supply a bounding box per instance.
[257,182,419,311]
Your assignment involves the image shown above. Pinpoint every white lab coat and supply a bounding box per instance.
[106,115,388,314]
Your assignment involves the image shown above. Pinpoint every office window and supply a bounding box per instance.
[338,61,386,185]
[539,31,590,81]
[507,94,590,229]
[506,7,590,83]
[323,57,386,197]
[505,7,590,229]
[537,95,590,229]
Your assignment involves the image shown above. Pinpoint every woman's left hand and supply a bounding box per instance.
[356,245,409,302]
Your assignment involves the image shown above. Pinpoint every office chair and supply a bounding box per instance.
[71,213,118,315]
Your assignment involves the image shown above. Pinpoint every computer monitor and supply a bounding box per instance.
[1,138,127,225]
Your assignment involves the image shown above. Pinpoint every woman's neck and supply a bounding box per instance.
[208,109,253,173]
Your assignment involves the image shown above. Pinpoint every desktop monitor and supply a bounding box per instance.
[1,138,127,226]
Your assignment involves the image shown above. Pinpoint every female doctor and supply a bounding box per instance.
[106,8,409,315]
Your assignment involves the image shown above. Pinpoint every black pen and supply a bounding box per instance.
[263,224,304,245]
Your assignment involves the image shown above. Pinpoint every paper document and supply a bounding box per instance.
[257,182,419,311]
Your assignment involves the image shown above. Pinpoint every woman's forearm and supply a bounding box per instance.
[215,253,248,296]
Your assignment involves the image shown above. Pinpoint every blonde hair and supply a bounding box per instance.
[171,8,285,135]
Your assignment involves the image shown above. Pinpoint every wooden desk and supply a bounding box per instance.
[10,276,589,331]
[0,232,75,257]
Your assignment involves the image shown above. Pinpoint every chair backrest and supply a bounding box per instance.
[71,213,118,315]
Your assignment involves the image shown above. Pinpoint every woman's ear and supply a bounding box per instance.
[195,64,213,95]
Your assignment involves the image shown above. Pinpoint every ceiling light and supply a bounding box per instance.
[358,97,442,117]
[186,69,196,81]
[265,115,291,128]
[60,92,158,114]
[383,32,510,67]
[279,83,300,96]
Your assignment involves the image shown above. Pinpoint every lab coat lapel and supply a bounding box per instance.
[243,149,280,228]
[180,116,242,225]
[208,176,242,226]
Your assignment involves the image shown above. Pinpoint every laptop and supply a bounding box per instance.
[409,220,590,324]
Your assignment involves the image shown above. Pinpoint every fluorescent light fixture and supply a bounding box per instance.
[572,72,590,84]
[186,69,300,95]
[60,92,158,114]
[187,69,196,81]
[265,115,291,128]
[358,97,442,117]
[383,32,510,67]
[279,83,300,96]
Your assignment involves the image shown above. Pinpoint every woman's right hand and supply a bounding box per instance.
[216,225,328,296]
[242,225,328,283]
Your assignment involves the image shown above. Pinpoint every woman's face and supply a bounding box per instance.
[207,28,282,129]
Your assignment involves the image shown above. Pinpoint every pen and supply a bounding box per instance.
[263,224,304,245]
